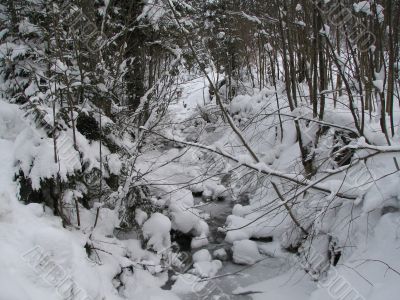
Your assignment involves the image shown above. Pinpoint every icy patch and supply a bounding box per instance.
[172,274,206,294]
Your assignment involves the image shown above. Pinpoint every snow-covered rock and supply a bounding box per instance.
[191,234,209,249]
[192,249,212,263]
[135,208,148,226]
[142,212,171,252]
[193,260,222,278]
[213,248,228,261]
[232,204,252,217]
[232,240,262,265]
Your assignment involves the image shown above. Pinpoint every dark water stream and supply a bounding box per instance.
[115,170,288,299]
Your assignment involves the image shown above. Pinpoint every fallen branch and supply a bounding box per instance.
[166,0,260,163]
[139,126,357,200]
[279,113,359,136]
[197,256,270,282]
[271,182,309,235]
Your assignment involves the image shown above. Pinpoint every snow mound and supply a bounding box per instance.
[192,249,212,263]
[142,212,172,252]
[190,234,209,249]
[172,273,206,295]
[232,239,262,265]
[213,248,228,261]
[193,260,222,278]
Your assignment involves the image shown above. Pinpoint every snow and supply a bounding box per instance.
[142,212,172,252]
[353,2,384,22]
[224,215,253,242]
[107,153,122,175]
[233,270,316,300]
[138,0,167,29]
[202,181,228,200]
[14,126,82,189]
[192,249,212,263]
[0,29,8,39]
[213,248,228,261]
[232,240,262,265]
[169,203,205,235]
[128,289,180,300]
[193,259,222,278]
[362,173,400,212]
[0,101,181,300]
[0,101,26,140]
[132,145,212,249]
[153,74,400,300]
[2,52,400,300]
[241,12,262,24]
[171,274,206,295]
[258,241,285,258]
[373,79,384,92]
[190,234,209,249]
[75,130,107,172]
[135,208,148,226]
[232,203,252,217]
[10,44,29,60]
[18,19,39,35]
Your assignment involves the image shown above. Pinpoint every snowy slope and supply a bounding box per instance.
[2,70,400,300]
[143,76,400,300]
[0,100,180,300]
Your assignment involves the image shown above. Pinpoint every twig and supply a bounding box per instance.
[140,126,357,200]
[198,256,270,282]
[354,259,400,277]
[271,182,308,235]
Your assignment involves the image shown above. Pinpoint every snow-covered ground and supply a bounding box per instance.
[0,100,179,300]
[2,73,400,300]
[138,75,400,300]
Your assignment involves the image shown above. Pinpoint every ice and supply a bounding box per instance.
[172,274,206,294]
